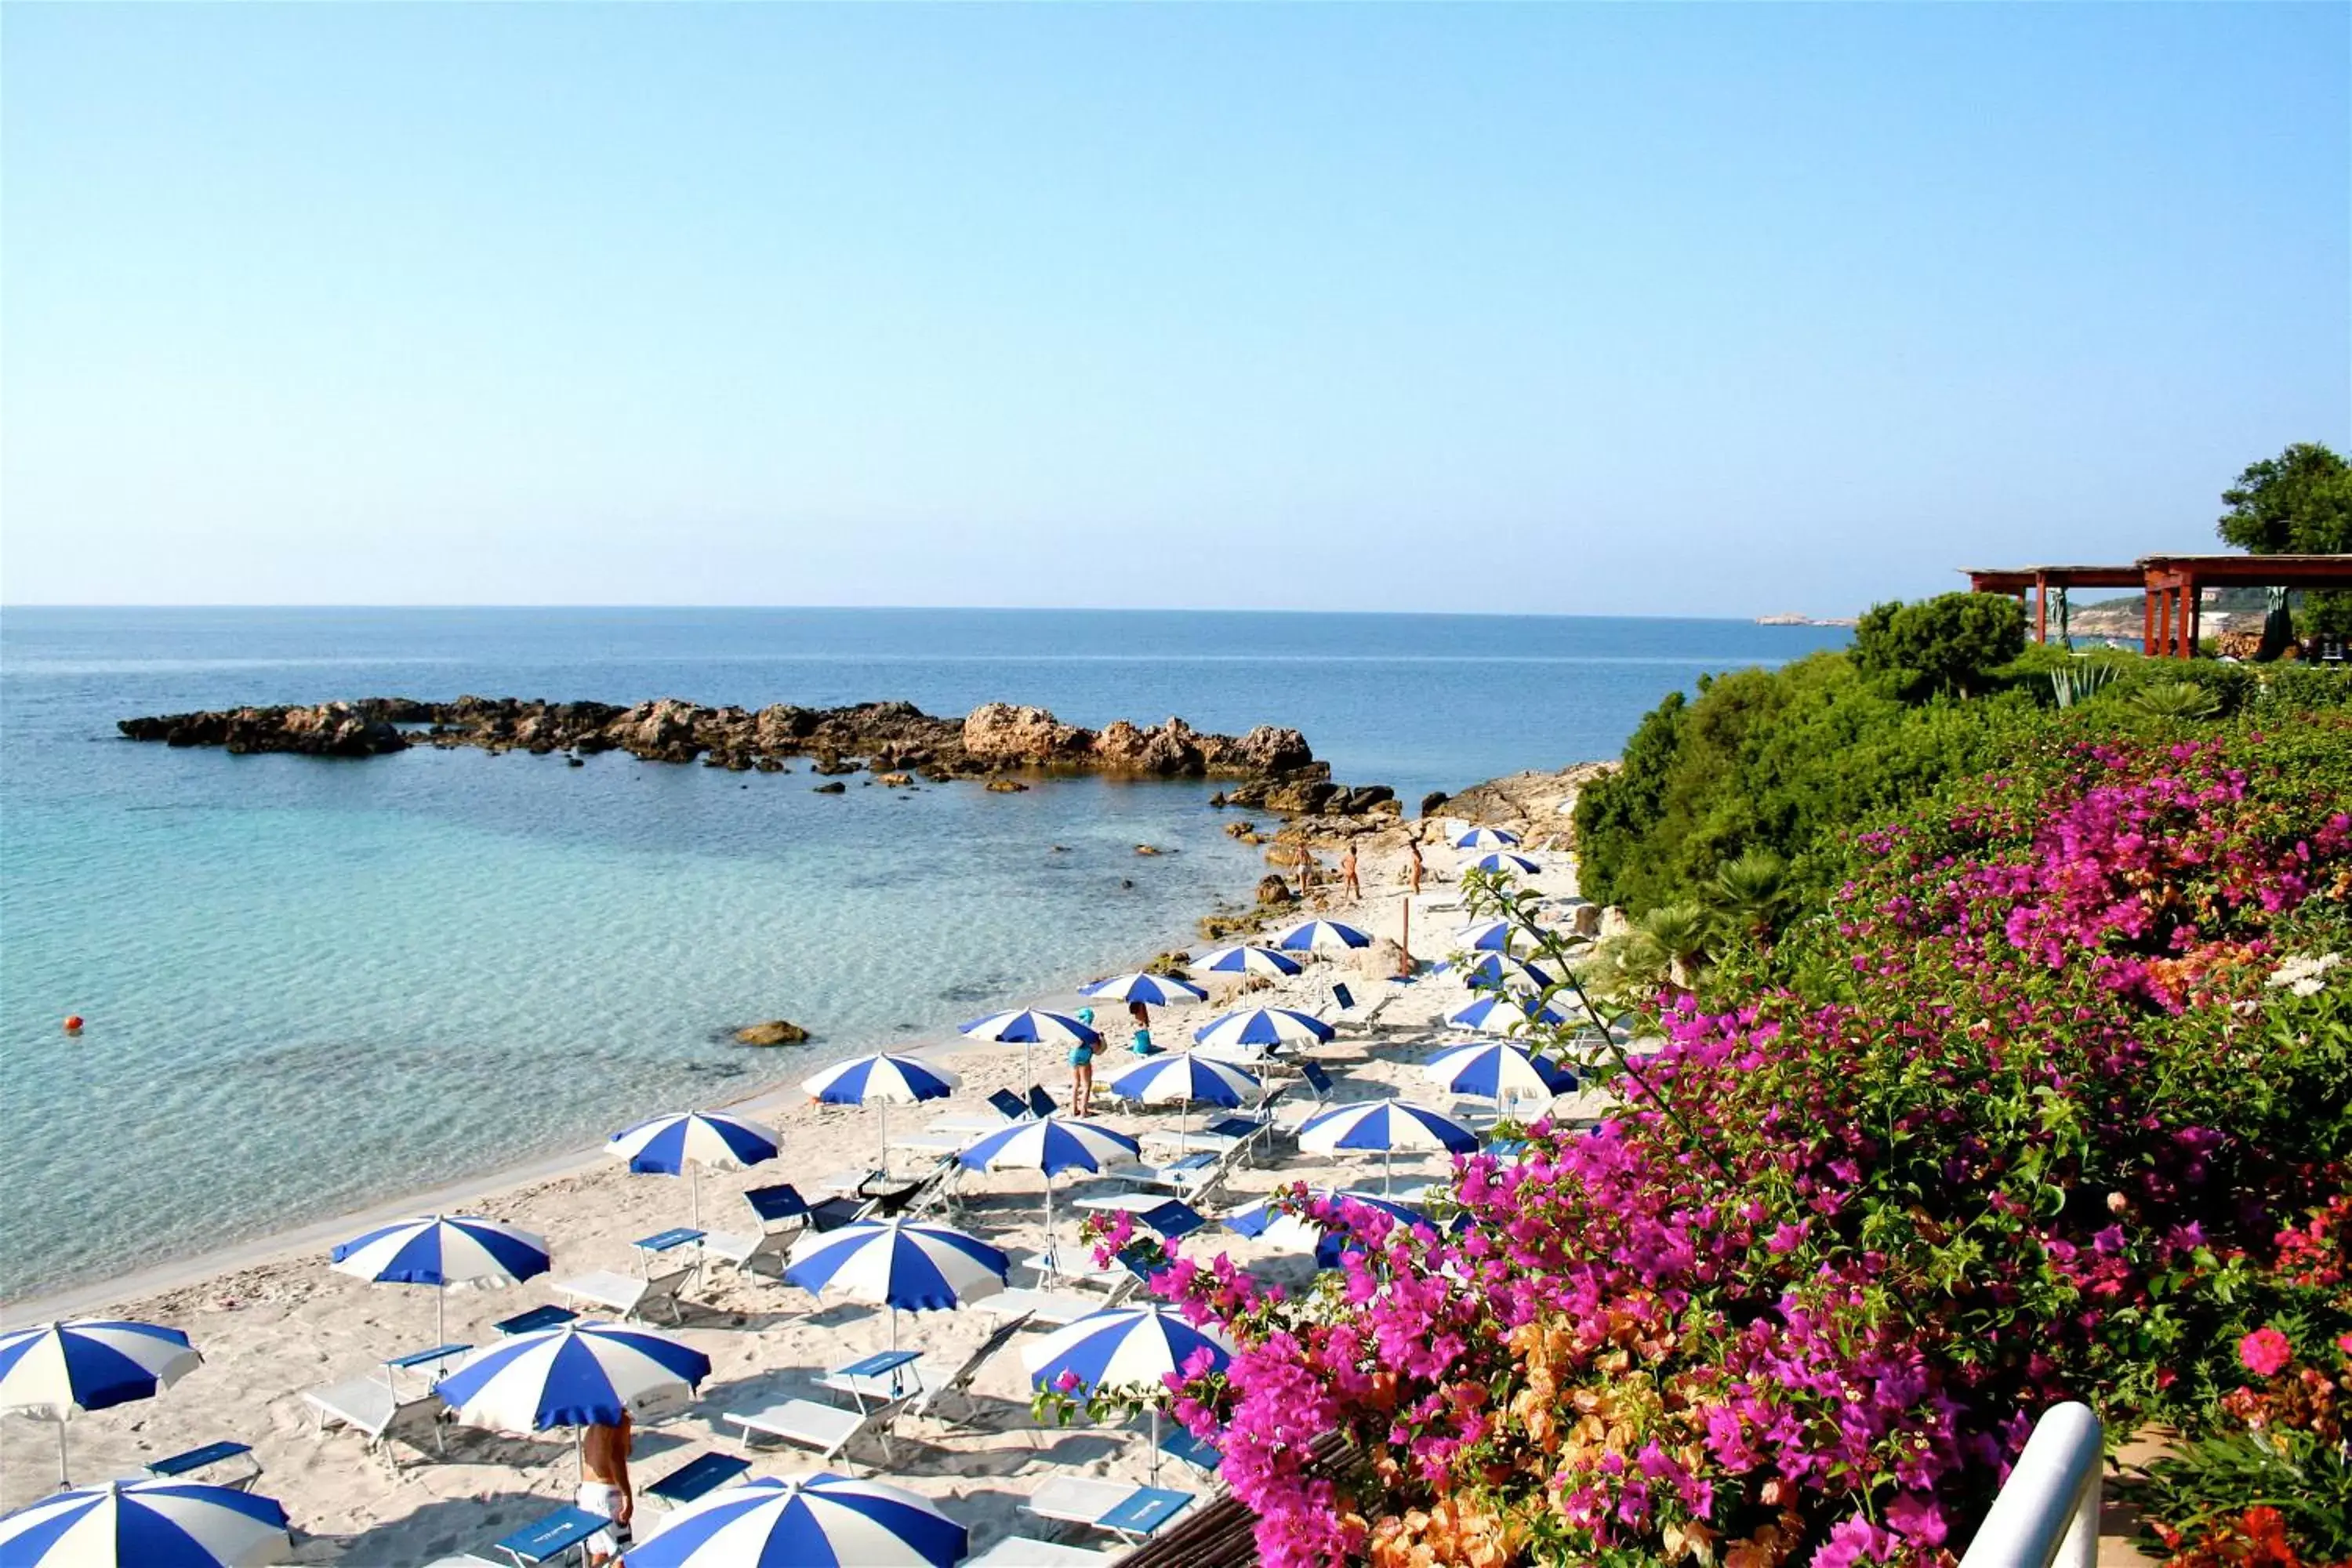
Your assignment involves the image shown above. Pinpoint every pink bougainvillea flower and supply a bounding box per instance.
[2238,1326,2292,1377]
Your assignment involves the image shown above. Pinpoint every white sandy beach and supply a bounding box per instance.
[1,804,1602,1566]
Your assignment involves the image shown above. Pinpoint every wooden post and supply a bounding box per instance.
[2184,577,2201,658]
[2034,575,2049,644]
[2143,579,2157,655]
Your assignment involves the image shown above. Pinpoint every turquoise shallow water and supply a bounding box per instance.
[0,608,1846,1296]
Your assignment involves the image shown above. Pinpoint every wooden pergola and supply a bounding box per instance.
[1962,554,2352,658]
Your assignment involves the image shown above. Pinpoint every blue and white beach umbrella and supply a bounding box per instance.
[1080,973,1209,1008]
[1270,919,1373,952]
[957,1009,1099,1048]
[1451,826,1523,850]
[331,1214,551,1348]
[435,1321,711,1435]
[1225,1188,1432,1269]
[786,1218,1009,1351]
[1192,1007,1334,1059]
[958,1116,1141,1279]
[0,1479,288,1567]
[1297,1098,1478,1192]
[959,1007,1102,1080]
[1224,1188,1428,1247]
[800,1054,963,1174]
[1454,918,1534,955]
[1194,944,1305,978]
[1422,1041,1578,1105]
[1023,1305,1235,1483]
[1108,1051,1258,1112]
[626,1473,967,1568]
[1467,851,1544,877]
[0,1319,201,1486]
[1447,953,1555,993]
[1446,994,1571,1036]
[607,1110,782,1227]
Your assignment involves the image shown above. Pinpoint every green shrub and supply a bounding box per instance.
[1853,590,2027,699]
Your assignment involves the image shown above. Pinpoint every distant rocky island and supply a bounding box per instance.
[117,696,1403,817]
[1755,612,1860,627]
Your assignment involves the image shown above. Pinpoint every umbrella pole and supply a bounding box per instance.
[437,1286,447,1349]
[1150,1402,1161,1487]
[691,1167,701,1229]
[56,1417,68,1490]
[1044,1179,1057,1282]
[879,1099,889,1178]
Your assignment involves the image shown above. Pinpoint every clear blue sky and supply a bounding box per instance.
[5,3,2345,615]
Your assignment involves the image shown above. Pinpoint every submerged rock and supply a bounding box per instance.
[735,1019,811,1047]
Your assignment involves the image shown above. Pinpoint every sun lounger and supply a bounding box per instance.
[554,1265,689,1324]
[974,1287,1112,1327]
[303,1342,467,1468]
[643,1449,751,1510]
[900,1309,1030,1426]
[726,1395,903,1470]
[1025,1086,1060,1120]
[965,1538,1117,1566]
[700,1182,812,1279]
[143,1439,263,1491]
[493,1304,579,1337]
[1024,1477,1196,1543]
[488,1504,612,1566]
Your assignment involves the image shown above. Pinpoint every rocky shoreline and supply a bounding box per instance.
[116,695,1405,816]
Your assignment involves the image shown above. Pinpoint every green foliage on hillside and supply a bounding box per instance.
[1574,605,2352,919]
[1852,589,2026,697]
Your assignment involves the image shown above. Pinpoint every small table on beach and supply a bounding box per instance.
[827,1348,924,1413]
[383,1342,470,1391]
[974,1288,1103,1328]
[633,1226,705,1264]
[490,1504,612,1566]
[493,1305,579,1338]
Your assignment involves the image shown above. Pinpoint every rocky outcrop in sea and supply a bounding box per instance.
[116,696,1402,815]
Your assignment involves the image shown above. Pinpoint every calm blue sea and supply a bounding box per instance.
[0,608,1846,1296]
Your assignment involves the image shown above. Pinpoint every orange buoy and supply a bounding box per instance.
[64,1014,85,1034]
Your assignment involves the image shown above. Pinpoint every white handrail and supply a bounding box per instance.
[1958,1401,2103,1568]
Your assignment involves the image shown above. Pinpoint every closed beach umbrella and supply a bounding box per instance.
[1107,1051,1260,1142]
[1422,1041,1577,1105]
[1271,919,1373,952]
[1192,1007,1333,1059]
[958,1116,1140,1279]
[0,1479,288,1567]
[330,1214,551,1348]
[786,1218,1008,1351]
[626,1473,967,1568]
[1195,943,1305,978]
[607,1111,781,1228]
[0,1319,201,1487]
[1023,1305,1234,1483]
[1451,826,1523,850]
[1446,995,1571,1036]
[1297,1099,1478,1193]
[1080,973,1209,1007]
[800,1054,962,1175]
[1447,953,1555,993]
[435,1321,710,1445]
[1467,851,1544,877]
[960,1007,1100,1080]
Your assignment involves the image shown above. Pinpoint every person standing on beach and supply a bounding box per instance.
[1407,837,1425,895]
[1341,844,1361,900]
[1296,844,1318,895]
[1070,1029,1098,1116]
[580,1413,633,1565]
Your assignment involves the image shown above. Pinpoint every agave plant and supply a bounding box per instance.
[2049,661,2119,710]
[1710,847,1792,945]
[2129,679,2223,720]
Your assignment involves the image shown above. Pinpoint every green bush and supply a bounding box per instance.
[1853,590,2027,699]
